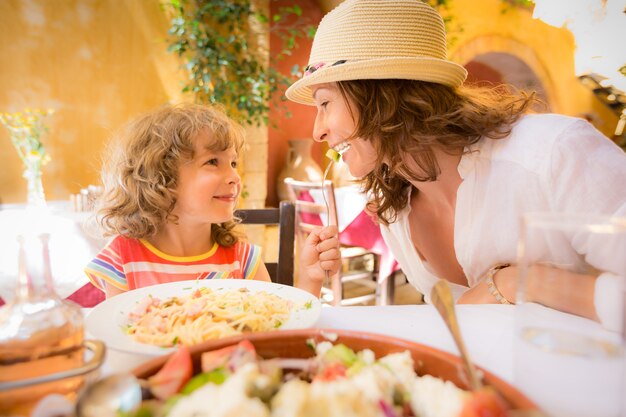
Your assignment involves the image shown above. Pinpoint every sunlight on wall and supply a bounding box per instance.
[533,0,625,93]
[0,0,183,204]
[449,0,618,137]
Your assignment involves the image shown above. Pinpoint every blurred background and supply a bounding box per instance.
[1,0,624,209]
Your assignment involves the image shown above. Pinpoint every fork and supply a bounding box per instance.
[320,147,348,292]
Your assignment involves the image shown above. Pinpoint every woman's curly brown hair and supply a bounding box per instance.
[337,79,537,226]
[96,103,245,247]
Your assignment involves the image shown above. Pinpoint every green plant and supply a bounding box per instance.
[501,0,533,7]
[0,108,53,174]
[0,108,54,206]
[426,0,462,46]
[500,0,534,14]
[165,0,315,126]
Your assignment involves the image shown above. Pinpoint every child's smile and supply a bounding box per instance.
[212,193,238,203]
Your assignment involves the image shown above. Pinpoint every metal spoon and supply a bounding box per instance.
[75,373,142,417]
[430,279,483,391]
[431,281,549,417]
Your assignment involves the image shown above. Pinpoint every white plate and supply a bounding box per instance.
[85,280,322,356]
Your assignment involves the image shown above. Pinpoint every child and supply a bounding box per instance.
[85,103,340,298]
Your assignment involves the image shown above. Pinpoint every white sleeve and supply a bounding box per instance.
[548,120,626,331]
[548,119,626,217]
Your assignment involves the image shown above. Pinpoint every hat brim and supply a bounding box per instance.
[285,57,468,105]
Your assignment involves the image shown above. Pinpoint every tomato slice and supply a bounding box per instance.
[314,362,348,382]
[201,339,256,373]
[148,345,193,400]
[459,388,509,417]
[201,344,237,373]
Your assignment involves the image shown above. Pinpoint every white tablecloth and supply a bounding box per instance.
[0,201,108,301]
[88,304,625,417]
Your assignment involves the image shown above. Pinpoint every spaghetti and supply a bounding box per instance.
[126,287,292,347]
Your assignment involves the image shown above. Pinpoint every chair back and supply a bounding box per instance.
[284,177,386,306]
[283,178,338,239]
[234,201,295,286]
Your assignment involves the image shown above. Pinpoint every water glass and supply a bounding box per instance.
[514,212,625,417]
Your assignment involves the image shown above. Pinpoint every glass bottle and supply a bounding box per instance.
[23,166,47,209]
[0,234,84,415]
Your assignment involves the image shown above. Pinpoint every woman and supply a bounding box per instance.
[285,0,626,328]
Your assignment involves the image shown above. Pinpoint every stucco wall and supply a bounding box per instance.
[0,0,188,204]
[448,0,617,136]
[267,0,324,207]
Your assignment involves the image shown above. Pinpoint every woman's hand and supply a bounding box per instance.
[297,225,341,296]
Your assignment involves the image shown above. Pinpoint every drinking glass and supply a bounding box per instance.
[514,212,626,417]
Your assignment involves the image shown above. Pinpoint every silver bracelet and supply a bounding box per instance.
[485,263,512,305]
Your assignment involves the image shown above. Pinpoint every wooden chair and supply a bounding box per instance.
[234,201,295,287]
[284,178,391,306]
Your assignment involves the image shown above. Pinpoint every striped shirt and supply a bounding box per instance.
[85,236,262,292]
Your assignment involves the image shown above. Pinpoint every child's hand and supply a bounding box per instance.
[300,225,341,284]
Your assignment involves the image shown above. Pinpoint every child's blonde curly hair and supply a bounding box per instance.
[96,103,244,247]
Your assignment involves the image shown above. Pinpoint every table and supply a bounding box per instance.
[88,304,625,417]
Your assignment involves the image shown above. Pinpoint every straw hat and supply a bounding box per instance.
[285,0,468,105]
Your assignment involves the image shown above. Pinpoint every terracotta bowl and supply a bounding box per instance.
[133,328,538,411]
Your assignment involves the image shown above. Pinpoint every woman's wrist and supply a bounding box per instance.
[486,263,514,304]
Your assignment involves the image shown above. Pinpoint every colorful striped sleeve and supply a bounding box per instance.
[240,242,262,280]
[84,237,129,292]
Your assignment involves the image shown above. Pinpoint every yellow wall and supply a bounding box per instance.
[448,0,617,136]
[0,0,183,204]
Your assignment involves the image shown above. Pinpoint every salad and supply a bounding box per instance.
[126,339,509,417]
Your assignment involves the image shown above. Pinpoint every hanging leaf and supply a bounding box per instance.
[166,0,315,126]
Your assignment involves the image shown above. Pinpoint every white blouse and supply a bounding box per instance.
[381,114,626,303]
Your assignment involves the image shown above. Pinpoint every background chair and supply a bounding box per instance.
[284,177,393,306]
[234,200,295,286]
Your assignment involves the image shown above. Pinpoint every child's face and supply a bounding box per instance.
[173,128,241,225]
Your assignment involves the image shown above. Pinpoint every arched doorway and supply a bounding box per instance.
[465,52,551,112]
[451,35,558,113]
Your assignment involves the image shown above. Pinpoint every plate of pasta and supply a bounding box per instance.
[85,279,321,356]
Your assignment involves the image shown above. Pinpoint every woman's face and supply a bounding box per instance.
[311,83,377,178]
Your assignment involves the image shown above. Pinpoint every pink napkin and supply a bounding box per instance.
[339,210,399,281]
[66,282,105,307]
